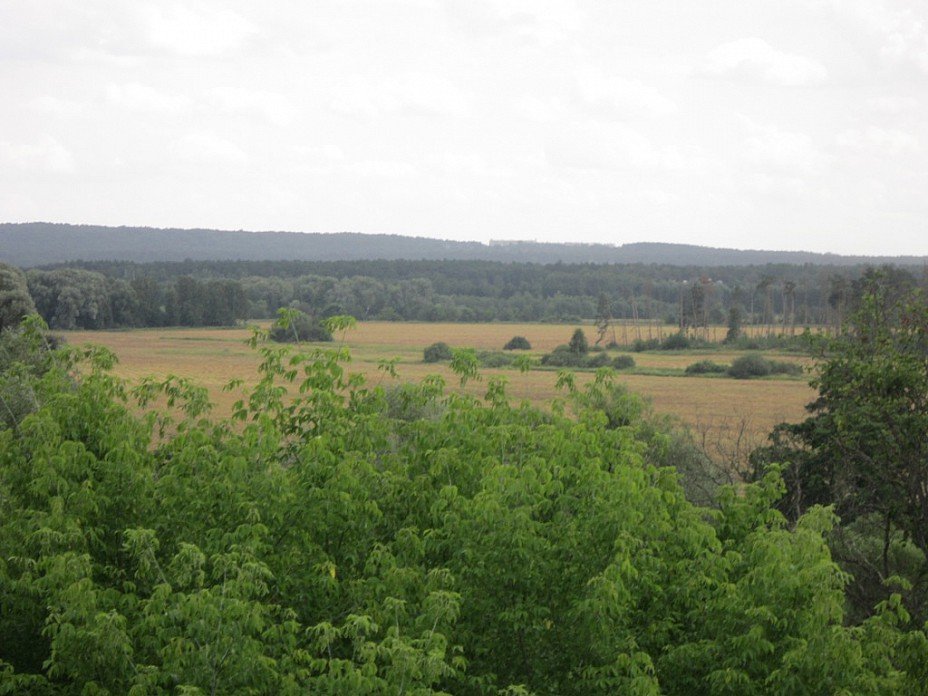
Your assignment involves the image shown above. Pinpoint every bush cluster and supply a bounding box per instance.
[726,332,812,352]
[685,360,729,375]
[476,350,515,368]
[727,354,803,379]
[502,335,531,350]
[423,341,453,362]
[541,345,635,370]
[632,332,712,352]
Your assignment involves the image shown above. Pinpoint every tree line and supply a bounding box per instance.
[4,258,922,332]
[0,266,249,330]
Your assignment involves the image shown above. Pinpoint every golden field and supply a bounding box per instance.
[65,321,816,460]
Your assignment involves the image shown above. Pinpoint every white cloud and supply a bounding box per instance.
[868,95,919,114]
[330,72,469,119]
[106,82,190,113]
[702,38,828,86]
[442,0,585,46]
[171,133,248,165]
[743,122,830,174]
[832,0,928,74]
[141,4,257,57]
[209,87,297,126]
[545,121,682,172]
[836,126,919,154]
[396,72,470,118]
[345,159,419,178]
[435,151,505,178]
[0,136,75,173]
[575,67,677,118]
[296,143,344,162]
[29,96,90,118]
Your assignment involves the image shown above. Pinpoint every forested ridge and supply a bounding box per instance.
[2,303,927,693]
[4,222,928,268]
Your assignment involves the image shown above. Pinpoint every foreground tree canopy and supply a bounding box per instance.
[755,274,928,624]
[1,317,927,694]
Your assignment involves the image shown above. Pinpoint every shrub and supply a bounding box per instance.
[423,341,453,363]
[685,360,728,375]
[568,328,589,354]
[769,360,803,376]
[728,333,814,353]
[477,351,515,368]
[585,352,611,368]
[503,336,531,350]
[631,338,660,352]
[269,310,333,343]
[727,354,772,379]
[540,347,586,367]
[661,332,690,350]
[612,354,635,370]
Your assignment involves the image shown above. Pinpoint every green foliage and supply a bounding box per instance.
[0,263,36,332]
[612,354,635,370]
[1,314,926,693]
[631,337,661,351]
[724,306,742,343]
[755,279,928,622]
[269,308,333,343]
[423,341,453,363]
[476,351,515,368]
[503,336,531,350]
[0,316,60,430]
[585,352,611,368]
[568,328,589,354]
[541,347,634,371]
[540,348,588,368]
[660,332,690,350]
[728,354,772,379]
[727,333,813,352]
[768,360,803,376]
[728,355,802,379]
[685,360,728,375]
[449,347,479,386]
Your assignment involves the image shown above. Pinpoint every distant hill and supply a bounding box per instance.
[2,222,926,268]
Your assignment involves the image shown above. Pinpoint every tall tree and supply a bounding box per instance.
[783,280,797,335]
[0,263,36,331]
[756,276,928,618]
[594,292,613,345]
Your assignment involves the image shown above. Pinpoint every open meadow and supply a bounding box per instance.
[65,321,816,460]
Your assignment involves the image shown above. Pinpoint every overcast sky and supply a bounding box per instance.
[1,1,927,255]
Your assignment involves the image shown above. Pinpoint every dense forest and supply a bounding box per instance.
[2,274,928,692]
[3,257,925,332]
[4,222,928,267]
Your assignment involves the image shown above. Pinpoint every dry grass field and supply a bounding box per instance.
[65,322,816,461]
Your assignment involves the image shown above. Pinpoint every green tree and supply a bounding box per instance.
[26,268,111,329]
[568,327,589,355]
[755,277,928,619]
[0,263,36,331]
[2,313,927,693]
[724,305,742,343]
